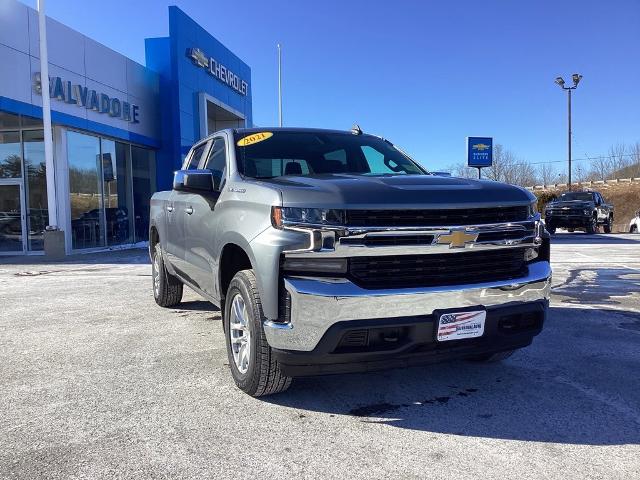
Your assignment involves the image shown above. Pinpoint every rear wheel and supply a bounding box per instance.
[469,349,516,363]
[224,269,291,397]
[151,243,183,307]
[567,228,575,233]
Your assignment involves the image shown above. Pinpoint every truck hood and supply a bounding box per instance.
[260,174,535,209]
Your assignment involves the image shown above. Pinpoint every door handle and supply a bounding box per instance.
[185,206,194,215]
[166,205,174,213]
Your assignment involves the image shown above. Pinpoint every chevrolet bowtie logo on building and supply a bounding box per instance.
[187,47,209,68]
[185,47,248,96]
[472,143,491,151]
[436,229,479,248]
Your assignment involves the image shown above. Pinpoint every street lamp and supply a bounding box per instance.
[555,73,582,190]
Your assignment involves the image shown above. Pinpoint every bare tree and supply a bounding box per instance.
[538,162,556,186]
[608,143,629,178]
[629,142,640,178]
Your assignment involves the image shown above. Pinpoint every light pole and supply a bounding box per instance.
[554,73,582,190]
[277,43,282,127]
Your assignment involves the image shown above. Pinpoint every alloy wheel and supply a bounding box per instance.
[229,293,251,374]
[152,251,161,297]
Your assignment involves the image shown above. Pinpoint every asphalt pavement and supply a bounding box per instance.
[0,233,639,479]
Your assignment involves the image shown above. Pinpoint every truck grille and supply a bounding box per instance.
[348,249,527,289]
[345,206,529,227]
[548,208,583,216]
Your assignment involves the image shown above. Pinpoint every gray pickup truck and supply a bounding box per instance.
[544,190,614,234]
[150,127,552,396]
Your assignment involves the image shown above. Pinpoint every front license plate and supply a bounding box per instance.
[437,310,486,342]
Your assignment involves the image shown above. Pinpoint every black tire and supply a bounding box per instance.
[224,269,291,397]
[546,224,556,234]
[567,228,575,233]
[152,243,183,307]
[586,217,597,234]
[631,225,638,233]
[469,349,516,363]
[603,217,612,234]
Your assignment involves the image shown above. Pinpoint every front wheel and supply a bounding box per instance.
[586,217,597,234]
[151,243,183,307]
[546,224,556,234]
[631,225,638,233]
[224,270,291,397]
[603,217,612,234]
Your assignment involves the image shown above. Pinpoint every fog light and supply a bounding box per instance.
[524,248,538,262]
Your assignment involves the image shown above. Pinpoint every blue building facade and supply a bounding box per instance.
[0,1,252,255]
[146,6,252,191]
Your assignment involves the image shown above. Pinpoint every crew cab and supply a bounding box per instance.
[149,128,552,396]
[544,190,614,234]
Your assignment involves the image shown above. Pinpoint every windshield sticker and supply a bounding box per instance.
[237,132,273,147]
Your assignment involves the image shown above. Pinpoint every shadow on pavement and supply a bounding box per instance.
[550,233,640,244]
[265,306,640,446]
[0,248,150,266]
[553,267,640,306]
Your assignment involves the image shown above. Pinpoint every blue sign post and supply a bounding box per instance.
[466,137,493,179]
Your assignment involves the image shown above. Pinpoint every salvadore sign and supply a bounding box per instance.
[187,47,248,96]
[33,73,140,124]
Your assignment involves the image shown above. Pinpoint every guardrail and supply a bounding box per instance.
[527,177,640,191]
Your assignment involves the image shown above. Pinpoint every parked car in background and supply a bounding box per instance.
[544,190,614,234]
[630,210,640,233]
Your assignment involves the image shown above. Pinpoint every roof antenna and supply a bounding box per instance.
[351,123,363,135]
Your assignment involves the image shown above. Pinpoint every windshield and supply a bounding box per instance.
[234,131,426,179]
[558,192,594,202]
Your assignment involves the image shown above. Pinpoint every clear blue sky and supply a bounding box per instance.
[22,0,640,171]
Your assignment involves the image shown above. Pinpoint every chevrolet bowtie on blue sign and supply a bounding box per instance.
[467,137,493,167]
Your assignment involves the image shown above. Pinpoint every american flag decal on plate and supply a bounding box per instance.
[437,310,486,342]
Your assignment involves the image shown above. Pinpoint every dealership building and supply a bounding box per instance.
[0,0,252,255]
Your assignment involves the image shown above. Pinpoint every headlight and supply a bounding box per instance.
[583,209,591,215]
[528,201,538,217]
[272,207,345,229]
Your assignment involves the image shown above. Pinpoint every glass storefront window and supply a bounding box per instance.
[132,146,155,243]
[68,131,104,249]
[0,184,23,253]
[101,140,134,245]
[23,130,48,251]
[0,132,22,178]
[0,112,20,129]
[20,115,43,128]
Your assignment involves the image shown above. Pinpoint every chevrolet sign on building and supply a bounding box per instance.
[187,47,249,96]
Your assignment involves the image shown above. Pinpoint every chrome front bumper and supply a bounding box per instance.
[263,261,552,351]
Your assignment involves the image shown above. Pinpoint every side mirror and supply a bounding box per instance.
[173,169,215,193]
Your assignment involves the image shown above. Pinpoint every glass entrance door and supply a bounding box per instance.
[0,182,25,253]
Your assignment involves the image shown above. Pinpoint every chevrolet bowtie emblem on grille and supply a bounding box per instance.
[436,229,479,249]
[187,47,209,68]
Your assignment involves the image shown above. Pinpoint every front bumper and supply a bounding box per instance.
[272,300,547,377]
[545,215,592,227]
[263,260,552,351]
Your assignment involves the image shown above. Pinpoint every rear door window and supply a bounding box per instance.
[204,138,227,190]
